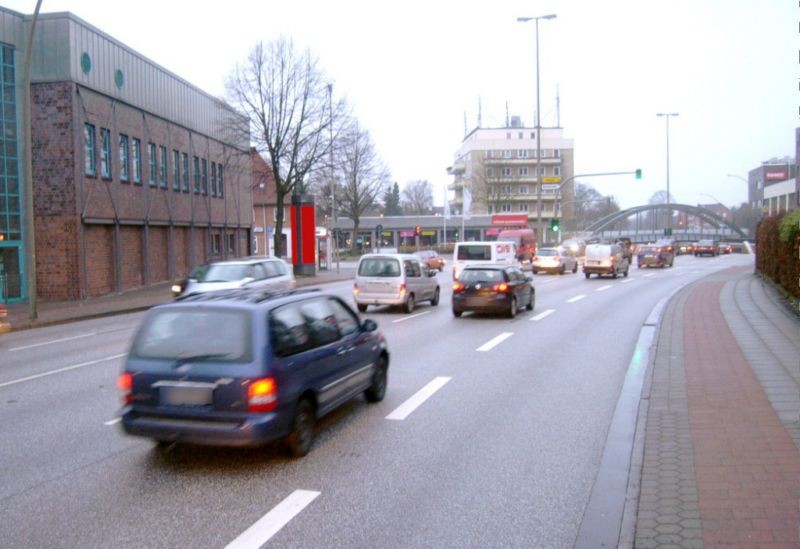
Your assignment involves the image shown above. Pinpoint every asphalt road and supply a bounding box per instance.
[0,254,754,548]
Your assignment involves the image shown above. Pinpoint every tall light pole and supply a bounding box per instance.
[656,112,679,233]
[327,83,339,273]
[518,14,556,243]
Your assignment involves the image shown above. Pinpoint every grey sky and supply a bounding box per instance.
[5,0,797,209]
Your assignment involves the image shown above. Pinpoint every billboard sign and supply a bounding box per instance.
[765,169,789,181]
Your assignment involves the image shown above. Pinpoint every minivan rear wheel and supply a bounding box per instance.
[287,398,315,457]
[364,356,388,402]
[403,294,415,313]
[430,287,440,306]
[357,304,367,313]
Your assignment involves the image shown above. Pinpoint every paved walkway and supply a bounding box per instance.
[634,266,800,548]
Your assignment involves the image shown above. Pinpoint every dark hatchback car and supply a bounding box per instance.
[694,239,720,256]
[637,240,675,268]
[452,264,534,318]
[118,288,389,457]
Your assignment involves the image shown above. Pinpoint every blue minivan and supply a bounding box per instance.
[118,288,389,456]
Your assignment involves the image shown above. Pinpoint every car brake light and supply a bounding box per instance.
[117,372,133,405]
[452,282,465,292]
[492,282,509,293]
[399,283,406,296]
[353,283,360,296]
[248,377,278,413]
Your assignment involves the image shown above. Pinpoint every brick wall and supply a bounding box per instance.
[85,224,114,297]
[148,226,168,284]
[120,225,143,290]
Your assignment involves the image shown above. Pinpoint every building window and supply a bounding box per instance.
[486,150,493,159]
[218,164,224,197]
[227,234,236,254]
[100,128,111,178]
[519,167,529,176]
[172,150,180,191]
[148,143,157,186]
[554,167,561,176]
[211,233,221,255]
[501,167,512,176]
[538,166,546,175]
[0,44,21,244]
[486,167,494,177]
[500,203,512,212]
[201,159,208,195]
[182,153,189,192]
[518,132,523,139]
[159,145,167,188]
[119,134,129,182]
[506,132,511,139]
[211,162,217,197]
[553,149,560,158]
[502,150,512,158]
[84,123,96,176]
[519,185,529,194]
[132,138,142,184]
[193,156,200,193]
[519,203,529,212]
[518,150,529,158]
[502,185,513,194]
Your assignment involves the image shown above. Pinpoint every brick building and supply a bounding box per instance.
[1,8,251,302]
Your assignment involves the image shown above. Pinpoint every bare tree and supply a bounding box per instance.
[572,183,620,230]
[225,38,346,255]
[401,180,434,215]
[336,124,390,253]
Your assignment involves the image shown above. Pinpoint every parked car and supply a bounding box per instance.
[414,249,446,271]
[694,239,720,256]
[531,247,578,274]
[118,288,389,457]
[0,303,10,334]
[583,243,630,279]
[354,253,440,313]
[174,257,295,298]
[637,242,675,268]
[452,264,534,318]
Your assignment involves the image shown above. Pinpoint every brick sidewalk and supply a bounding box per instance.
[635,269,800,547]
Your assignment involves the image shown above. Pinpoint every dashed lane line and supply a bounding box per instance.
[476,332,514,352]
[224,490,320,549]
[0,353,128,389]
[386,376,451,421]
[567,294,586,303]
[531,309,555,321]
[596,285,612,292]
[391,311,430,323]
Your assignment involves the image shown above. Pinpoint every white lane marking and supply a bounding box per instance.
[386,376,451,421]
[621,279,634,284]
[476,332,514,352]
[104,417,121,426]
[0,353,128,389]
[392,311,430,323]
[643,273,656,278]
[567,294,586,303]
[9,332,98,351]
[538,278,559,285]
[531,309,555,321]
[596,285,612,292]
[225,489,320,549]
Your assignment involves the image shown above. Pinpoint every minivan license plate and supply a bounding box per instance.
[160,386,213,406]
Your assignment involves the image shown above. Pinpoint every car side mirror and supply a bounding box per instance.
[362,318,378,332]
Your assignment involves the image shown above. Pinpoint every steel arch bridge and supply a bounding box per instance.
[583,203,748,240]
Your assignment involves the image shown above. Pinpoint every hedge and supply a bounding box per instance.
[756,208,800,299]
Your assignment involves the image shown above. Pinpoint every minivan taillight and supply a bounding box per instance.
[398,283,406,296]
[248,377,278,413]
[117,372,133,405]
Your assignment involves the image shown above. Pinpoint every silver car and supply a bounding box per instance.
[354,253,440,313]
[177,257,296,297]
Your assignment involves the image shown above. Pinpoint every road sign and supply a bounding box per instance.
[541,184,560,191]
[541,176,561,184]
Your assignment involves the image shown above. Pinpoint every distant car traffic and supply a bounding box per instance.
[583,243,630,279]
[718,242,733,254]
[676,241,695,255]
[354,253,440,313]
[452,264,534,318]
[173,257,295,298]
[531,247,578,274]
[414,249,446,271]
[694,239,720,256]
[118,287,389,457]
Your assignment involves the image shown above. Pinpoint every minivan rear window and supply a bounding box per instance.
[130,308,252,362]
[358,257,401,277]
[457,245,492,260]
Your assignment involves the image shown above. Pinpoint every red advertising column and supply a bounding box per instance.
[290,194,316,276]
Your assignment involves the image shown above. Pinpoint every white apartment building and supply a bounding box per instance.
[447,121,575,240]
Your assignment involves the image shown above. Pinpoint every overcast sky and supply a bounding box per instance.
[5,0,798,209]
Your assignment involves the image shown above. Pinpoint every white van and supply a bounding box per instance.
[583,243,629,279]
[452,241,518,280]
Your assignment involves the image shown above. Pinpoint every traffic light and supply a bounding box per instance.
[415,225,422,235]
[549,218,560,232]
[635,168,642,179]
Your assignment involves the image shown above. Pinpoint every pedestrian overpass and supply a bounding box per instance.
[581,203,748,242]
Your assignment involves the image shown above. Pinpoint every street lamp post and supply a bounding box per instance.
[656,112,679,234]
[518,14,556,244]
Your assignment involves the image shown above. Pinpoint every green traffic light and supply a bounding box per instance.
[635,168,642,179]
